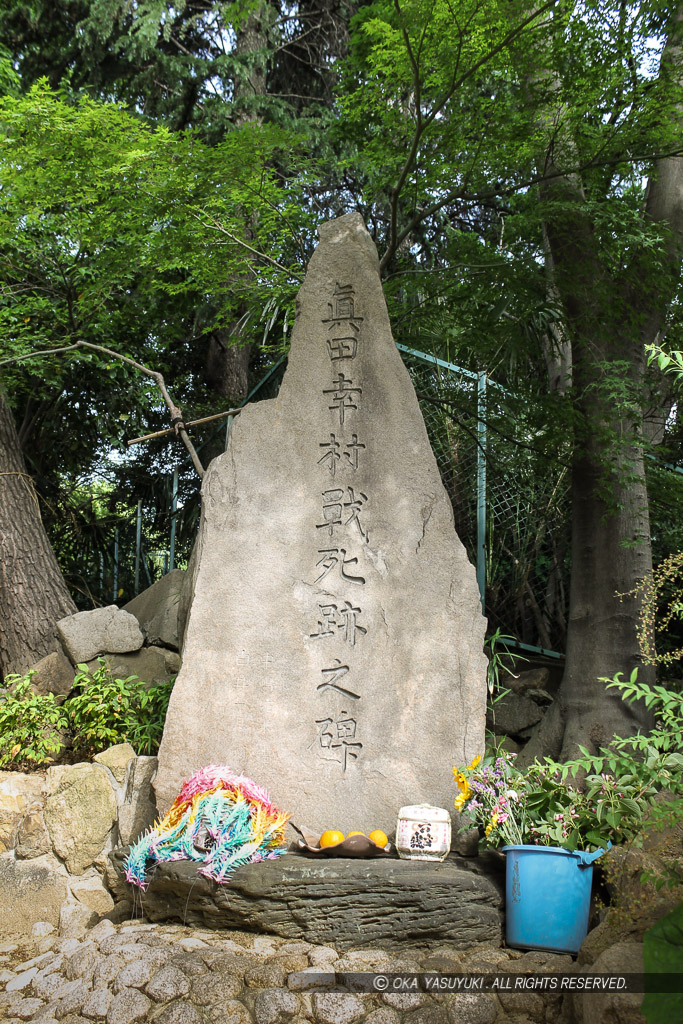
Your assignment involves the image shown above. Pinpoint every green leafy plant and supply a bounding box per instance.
[0,673,69,767]
[67,660,174,757]
[642,901,683,1024]
[454,672,683,852]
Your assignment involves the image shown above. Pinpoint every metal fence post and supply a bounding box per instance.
[113,528,119,602]
[477,371,487,615]
[134,500,142,593]
[169,468,178,571]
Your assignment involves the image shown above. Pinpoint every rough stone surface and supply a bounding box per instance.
[56,606,144,664]
[108,851,502,948]
[59,902,98,939]
[254,987,300,1024]
[93,746,136,785]
[145,965,190,1002]
[124,570,185,650]
[69,871,115,917]
[486,694,544,737]
[155,213,488,827]
[0,772,45,853]
[86,648,178,690]
[15,807,52,859]
[44,764,117,875]
[574,942,646,1024]
[0,852,68,931]
[117,757,158,847]
[105,987,151,1024]
[26,651,76,701]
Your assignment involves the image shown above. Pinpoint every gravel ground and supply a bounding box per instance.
[0,917,578,1024]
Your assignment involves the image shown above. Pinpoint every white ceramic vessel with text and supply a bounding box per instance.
[396,804,451,861]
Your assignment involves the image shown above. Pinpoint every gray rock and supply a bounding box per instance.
[112,960,155,994]
[124,570,185,650]
[44,765,117,875]
[307,947,338,967]
[154,213,488,827]
[205,1000,253,1024]
[53,980,91,1018]
[0,772,46,853]
[13,997,47,1020]
[109,850,503,949]
[364,1011,400,1024]
[7,967,39,992]
[59,901,98,939]
[574,942,645,1024]
[105,987,151,1024]
[15,807,52,859]
[0,852,68,931]
[65,948,103,982]
[81,986,113,1019]
[486,693,544,737]
[33,975,82,1002]
[93,745,136,785]
[443,993,497,1024]
[86,647,177,689]
[145,965,191,1002]
[405,1007,449,1024]
[311,992,365,1024]
[254,988,300,1024]
[93,955,125,987]
[26,651,75,701]
[245,962,288,989]
[87,920,116,945]
[190,972,243,1004]
[57,606,143,664]
[117,757,158,846]
[382,992,427,1011]
[69,871,115,917]
[153,1002,204,1024]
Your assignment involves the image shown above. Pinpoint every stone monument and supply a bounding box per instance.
[155,214,488,833]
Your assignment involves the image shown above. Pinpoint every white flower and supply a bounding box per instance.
[505,790,518,801]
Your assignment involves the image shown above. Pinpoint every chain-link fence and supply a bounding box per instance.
[89,344,682,659]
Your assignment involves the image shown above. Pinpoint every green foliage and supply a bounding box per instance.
[642,901,683,1024]
[455,672,683,851]
[67,660,174,757]
[0,673,69,767]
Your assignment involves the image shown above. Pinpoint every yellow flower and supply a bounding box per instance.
[485,812,499,838]
[454,784,472,811]
[453,769,468,790]
[469,755,482,770]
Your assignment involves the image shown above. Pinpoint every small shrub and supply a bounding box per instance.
[67,659,173,757]
[0,673,70,767]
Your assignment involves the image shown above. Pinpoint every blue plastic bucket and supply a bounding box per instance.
[502,844,607,954]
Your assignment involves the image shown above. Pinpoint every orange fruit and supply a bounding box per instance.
[368,829,389,848]
[319,829,345,848]
[346,831,366,837]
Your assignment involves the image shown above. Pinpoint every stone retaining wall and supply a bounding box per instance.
[0,746,157,934]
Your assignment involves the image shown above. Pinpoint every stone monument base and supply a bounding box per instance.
[107,850,504,950]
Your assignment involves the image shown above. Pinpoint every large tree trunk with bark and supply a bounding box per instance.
[522,6,683,761]
[0,389,76,680]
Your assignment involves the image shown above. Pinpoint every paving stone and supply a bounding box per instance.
[13,996,47,1019]
[153,1001,204,1024]
[13,951,54,972]
[93,955,125,987]
[201,951,259,977]
[382,991,428,1011]
[60,1016,91,1024]
[307,948,338,968]
[66,949,103,982]
[205,1000,254,1024]
[98,937,141,956]
[176,937,209,951]
[273,955,309,973]
[33,972,75,1000]
[145,964,191,1002]
[443,993,497,1024]
[53,980,92,1018]
[136,946,173,968]
[6,967,39,991]
[87,921,117,945]
[497,990,546,1020]
[81,986,114,1020]
[405,1006,449,1024]
[245,961,289,989]
[280,943,312,955]
[105,987,151,1024]
[364,1009,401,1024]
[112,959,155,994]
[168,952,210,977]
[54,940,84,956]
[311,992,365,1024]
[190,971,243,1005]
[254,987,300,1024]
[136,932,170,947]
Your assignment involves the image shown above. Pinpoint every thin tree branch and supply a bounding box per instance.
[0,342,205,478]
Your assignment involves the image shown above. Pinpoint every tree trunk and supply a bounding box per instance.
[0,389,76,680]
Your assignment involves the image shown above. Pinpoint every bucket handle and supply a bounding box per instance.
[578,840,612,868]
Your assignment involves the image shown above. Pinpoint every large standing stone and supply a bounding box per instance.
[117,756,158,846]
[0,771,45,852]
[56,605,143,664]
[155,214,488,829]
[25,650,75,701]
[124,569,185,650]
[44,763,117,874]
